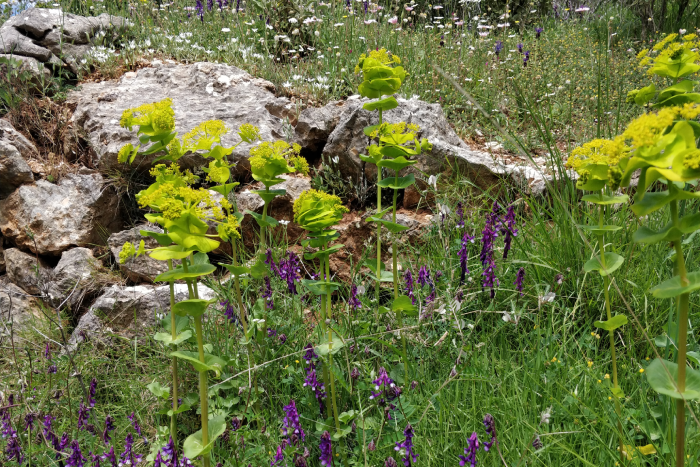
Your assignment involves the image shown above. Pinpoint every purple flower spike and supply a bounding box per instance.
[501,205,518,259]
[103,415,115,445]
[349,285,362,311]
[319,431,333,466]
[271,444,285,466]
[89,378,97,407]
[514,268,525,296]
[261,276,274,309]
[417,266,431,288]
[394,423,418,467]
[458,432,479,466]
[66,440,87,467]
[370,367,395,400]
[535,27,543,38]
[278,251,301,295]
[282,400,305,442]
[523,50,530,67]
[265,248,279,276]
[483,414,497,452]
[404,270,415,304]
[78,402,91,431]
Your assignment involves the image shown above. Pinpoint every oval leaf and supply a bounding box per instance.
[154,330,193,346]
[154,263,216,282]
[594,314,628,331]
[581,194,629,205]
[183,415,228,459]
[583,252,624,277]
[650,270,700,298]
[219,263,250,276]
[645,358,700,400]
[363,96,399,112]
[172,299,212,318]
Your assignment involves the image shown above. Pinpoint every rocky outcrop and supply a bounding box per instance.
[108,225,171,283]
[299,96,548,196]
[0,173,122,255]
[68,283,216,346]
[0,140,33,198]
[68,61,295,172]
[47,247,102,308]
[0,119,38,158]
[0,279,43,337]
[0,8,127,74]
[0,240,4,274]
[4,247,48,296]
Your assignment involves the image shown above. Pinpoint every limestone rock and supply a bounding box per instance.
[0,239,4,274]
[47,247,102,307]
[68,61,294,172]
[295,100,347,154]
[0,54,51,88]
[0,119,38,158]
[4,247,49,296]
[0,8,127,74]
[0,140,33,198]
[0,173,122,255]
[68,283,216,345]
[316,96,547,194]
[108,225,172,283]
[0,279,43,337]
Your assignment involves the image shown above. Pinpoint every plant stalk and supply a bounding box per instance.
[168,259,179,446]
[375,108,384,318]
[392,174,408,380]
[671,199,689,467]
[195,315,211,467]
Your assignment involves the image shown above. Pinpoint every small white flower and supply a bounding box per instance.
[289,17,298,23]
[292,28,299,35]
[315,30,320,36]
[428,175,438,189]
[279,219,290,225]
[540,406,552,424]
[221,27,231,32]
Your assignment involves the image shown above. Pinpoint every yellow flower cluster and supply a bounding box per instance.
[652,33,678,51]
[119,98,175,132]
[566,137,628,172]
[638,33,700,75]
[249,141,301,171]
[238,123,261,143]
[182,120,229,149]
[369,122,420,139]
[218,214,242,241]
[354,48,401,73]
[289,155,310,175]
[117,143,135,164]
[149,163,197,185]
[622,109,676,148]
[119,241,136,264]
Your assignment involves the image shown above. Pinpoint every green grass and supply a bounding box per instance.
[1,1,700,466]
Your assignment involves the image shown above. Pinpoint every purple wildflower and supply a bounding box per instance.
[456,202,465,227]
[370,367,395,400]
[417,266,431,288]
[480,203,501,298]
[207,0,213,10]
[532,435,543,450]
[221,300,237,324]
[351,368,360,380]
[278,334,287,344]
[303,344,318,364]
[160,436,178,466]
[514,268,525,296]
[66,440,87,467]
[501,205,518,259]
[404,270,415,304]
[120,433,142,466]
[517,43,523,54]
[261,276,274,309]
[48,364,58,374]
[319,431,332,466]
[494,41,503,56]
[282,400,305,442]
[303,367,326,413]
[523,51,530,66]
[349,285,362,311]
[271,445,285,467]
[265,249,279,276]
[103,446,117,467]
[78,402,91,431]
[91,451,103,467]
[278,251,301,295]
[395,424,418,467]
[195,0,204,17]
[535,27,543,38]
[89,378,97,407]
[458,232,474,283]
[459,432,479,466]
[482,414,497,452]
[235,0,240,11]
[128,412,147,444]
[44,342,52,360]
[5,430,23,465]
[103,415,115,445]
[267,328,277,338]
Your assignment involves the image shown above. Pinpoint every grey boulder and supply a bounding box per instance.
[304,96,547,195]
[3,247,48,296]
[69,61,295,172]
[0,8,127,74]
[68,283,216,346]
[0,140,33,198]
[0,173,122,255]
[108,225,172,283]
[0,279,43,339]
[47,247,102,308]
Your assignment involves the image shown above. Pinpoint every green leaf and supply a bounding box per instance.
[583,252,624,277]
[183,415,228,459]
[332,424,353,440]
[149,245,196,261]
[392,295,417,313]
[654,92,700,108]
[246,210,279,228]
[363,124,380,137]
[645,358,700,400]
[580,194,629,205]
[634,212,700,244]
[657,80,695,102]
[594,314,628,331]
[366,217,410,233]
[219,263,250,276]
[170,351,227,377]
[363,96,399,112]
[634,83,656,106]
[610,386,625,399]
[577,224,622,235]
[250,258,269,279]
[154,330,193,346]
[315,338,345,356]
[154,263,216,282]
[172,299,212,318]
[376,174,415,190]
[377,156,416,172]
[251,189,286,204]
[140,230,172,246]
[166,403,191,416]
[301,279,341,295]
[304,244,344,260]
[146,381,170,399]
[338,410,356,424]
[650,271,700,298]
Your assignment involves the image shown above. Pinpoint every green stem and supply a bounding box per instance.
[319,255,332,421]
[261,189,269,251]
[597,194,623,463]
[392,174,408,380]
[194,315,210,467]
[670,200,689,467]
[375,108,384,318]
[325,250,349,467]
[168,259,179,446]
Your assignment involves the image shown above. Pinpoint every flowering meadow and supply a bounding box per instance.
[2,1,700,467]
